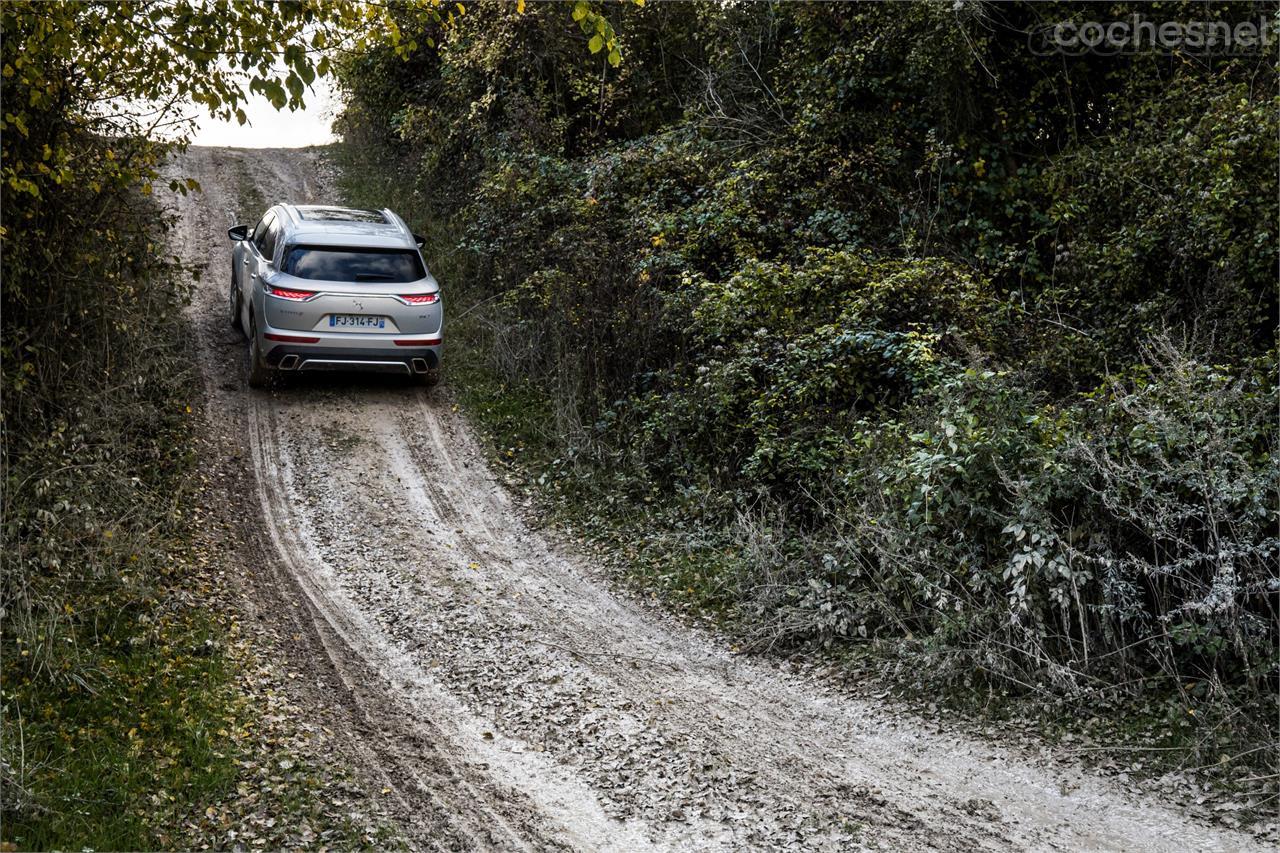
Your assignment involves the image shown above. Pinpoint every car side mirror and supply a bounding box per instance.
[228,224,250,242]
[413,233,426,248]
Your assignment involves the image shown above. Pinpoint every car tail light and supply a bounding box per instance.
[394,337,442,346]
[266,285,316,301]
[399,292,440,305]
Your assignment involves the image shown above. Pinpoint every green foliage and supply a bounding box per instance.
[0,186,230,848]
[0,2,453,846]
[619,252,995,498]
[337,0,1278,797]
[816,348,1278,682]
[4,602,238,849]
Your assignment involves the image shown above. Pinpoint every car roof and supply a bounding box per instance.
[273,204,417,250]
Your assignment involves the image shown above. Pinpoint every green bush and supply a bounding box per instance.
[619,252,995,499]
[741,343,1278,696]
[335,0,1279,783]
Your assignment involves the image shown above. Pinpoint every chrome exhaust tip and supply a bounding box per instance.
[278,354,300,370]
[411,358,429,373]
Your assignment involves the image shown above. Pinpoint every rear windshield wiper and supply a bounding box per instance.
[355,273,395,282]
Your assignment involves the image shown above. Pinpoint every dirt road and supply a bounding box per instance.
[166,146,1262,852]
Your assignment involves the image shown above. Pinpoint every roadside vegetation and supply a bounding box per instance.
[0,3,414,849]
[334,0,1278,815]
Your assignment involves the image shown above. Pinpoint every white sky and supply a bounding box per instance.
[190,72,340,148]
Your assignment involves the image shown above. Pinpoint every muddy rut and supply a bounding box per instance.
[165,146,1260,852]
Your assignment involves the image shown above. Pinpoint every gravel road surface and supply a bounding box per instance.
[165,145,1263,853]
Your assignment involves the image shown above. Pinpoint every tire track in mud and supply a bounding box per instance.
[168,145,1265,853]
[387,401,932,851]
[246,399,555,851]
[259,390,894,851]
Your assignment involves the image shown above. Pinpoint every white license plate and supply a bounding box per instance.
[329,314,387,330]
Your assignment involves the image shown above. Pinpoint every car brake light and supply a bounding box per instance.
[394,337,442,346]
[266,285,316,301]
[400,292,440,305]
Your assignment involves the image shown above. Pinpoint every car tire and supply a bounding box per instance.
[247,314,271,390]
[229,268,244,335]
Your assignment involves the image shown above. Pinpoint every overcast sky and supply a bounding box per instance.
[190,72,340,148]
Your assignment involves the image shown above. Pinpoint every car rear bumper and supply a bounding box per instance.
[260,323,442,376]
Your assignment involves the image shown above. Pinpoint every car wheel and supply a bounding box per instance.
[247,314,271,390]
[229,268,244,335]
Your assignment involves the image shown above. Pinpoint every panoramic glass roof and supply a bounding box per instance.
[297,206,388,224]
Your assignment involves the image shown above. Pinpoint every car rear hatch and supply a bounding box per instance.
[262,245,442,336]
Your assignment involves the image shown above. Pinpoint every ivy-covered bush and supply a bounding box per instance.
[758,347,1278,694]
[334,0,1278,720]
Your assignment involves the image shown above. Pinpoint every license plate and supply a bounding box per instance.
[329,314,386,330]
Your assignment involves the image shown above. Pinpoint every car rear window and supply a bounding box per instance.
[283,246,425,283]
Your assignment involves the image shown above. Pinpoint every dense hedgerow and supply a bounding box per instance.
[0,4,421,847]
[334,0,1278,757]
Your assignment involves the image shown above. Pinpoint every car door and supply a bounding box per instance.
[243,211,276,330]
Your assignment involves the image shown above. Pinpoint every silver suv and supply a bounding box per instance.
[227,204,443,388]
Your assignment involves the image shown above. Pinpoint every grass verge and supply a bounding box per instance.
[1,177,398,852]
